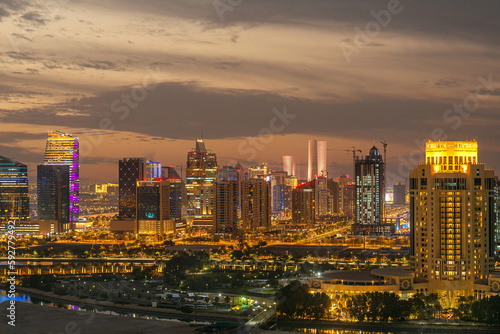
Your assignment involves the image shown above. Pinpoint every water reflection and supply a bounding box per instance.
[0,290,211,325]
[0,290,31,304]
[277,328,395,334]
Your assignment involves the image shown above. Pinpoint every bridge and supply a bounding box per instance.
[241,305,276,333]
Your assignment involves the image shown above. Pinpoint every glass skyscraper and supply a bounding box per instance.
[42,131,79,223]
[0,156,29,222]
[37,164,70,232]
[119,157,146,218]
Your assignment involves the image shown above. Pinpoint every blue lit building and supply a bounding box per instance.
[0,156,29,222]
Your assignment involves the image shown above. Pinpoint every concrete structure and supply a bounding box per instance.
[292,182,315,226]
[337,174,355,218]
[213,181,239,235]
[355,146,385,227]
[410,140,495,284]
[313,176,332,217]
[241,178,271,230]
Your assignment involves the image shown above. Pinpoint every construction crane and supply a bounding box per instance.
[380,140,388,166]
[344,147,362,177]
[380,140,388,220]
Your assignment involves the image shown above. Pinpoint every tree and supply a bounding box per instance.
[346,292,409,322]
[231,271,245,288]
[277,281,331,320]
[267,278,279,289]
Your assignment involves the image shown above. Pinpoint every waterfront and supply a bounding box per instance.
[2,289,500,334]
[0,290,214,325]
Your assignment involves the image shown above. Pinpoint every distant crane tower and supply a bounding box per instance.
[346,147,362,177]
[326,147,362,178]
[380,140,388,220]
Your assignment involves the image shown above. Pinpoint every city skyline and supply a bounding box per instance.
[2,2,500,332]
[0,1,499,183]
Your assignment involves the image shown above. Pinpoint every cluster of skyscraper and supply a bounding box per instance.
[114,157,184,235]
[0,131,80,234]
[110,138,411,239]
[114,139,275,237]
[2,134,500,266]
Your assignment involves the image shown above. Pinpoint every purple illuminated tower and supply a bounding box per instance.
[43,131,79,226]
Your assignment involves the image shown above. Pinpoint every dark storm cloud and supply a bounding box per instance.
[111,0,500,45]
[1,81,499,146]
[0,0,29,11]
[0,6,8,19]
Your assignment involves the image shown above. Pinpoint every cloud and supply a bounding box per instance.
[78,60,122,71]
[103,0,500,46]
[2,81,499,146]
[435,78,462,88]
[230,33,239,43]
[21,11,46,25]
[4,51,39,60]
[10,33,32,42]
[0,6,8,20]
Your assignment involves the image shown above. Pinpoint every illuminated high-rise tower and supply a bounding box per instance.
[292,182,315,226]
[186,138,217,216]
[213,181,238,235]
[42,131,79,224]
[410,140,496,288]
[308,140,327,181]
[354,146,384,232]
[241,178,271,230]
[146,160,161,180]
[0,156,29,222]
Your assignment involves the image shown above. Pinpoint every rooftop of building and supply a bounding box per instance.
[372,266,413,277]
[319,270,374,281]
[318,267,413,282]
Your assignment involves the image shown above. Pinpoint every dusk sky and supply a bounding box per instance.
[0,0,499,183]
